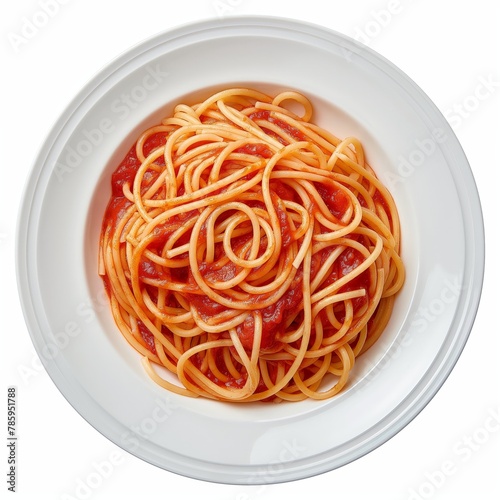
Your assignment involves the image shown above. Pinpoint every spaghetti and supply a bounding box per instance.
[99,88,405,402]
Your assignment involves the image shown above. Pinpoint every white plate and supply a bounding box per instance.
[16,17,484,484]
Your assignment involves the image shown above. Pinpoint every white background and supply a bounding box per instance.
[2,0,499,499]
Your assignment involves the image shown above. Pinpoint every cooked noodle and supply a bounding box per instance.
[99,88,405,402]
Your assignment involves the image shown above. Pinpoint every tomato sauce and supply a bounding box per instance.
[137,320,157,354]
[315,182,350,220]
[186,293,228,319]
[109,132,167,196]
[138,259,169,281]
[236,273,303,352]
[104,132,168,228]
[373,189,392,223]
[103,195,133,231]
[333,247,369,311]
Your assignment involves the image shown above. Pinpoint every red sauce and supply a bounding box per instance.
[186,293,227,319]
[315,182,350,220]
[272,192,294,247]
[110,132,167,197]
[270,180,297,203]
[333,247,370,311]
[137,320,157,354]
[236,274,303,352]
[110,145,140,197]
[103,131,190,293]
[102,195,132,230]
[373,189,392,222]
[138,259,169,281]
[199,260,239,284]
[148,214,195,253]
[143,132,168,158]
